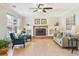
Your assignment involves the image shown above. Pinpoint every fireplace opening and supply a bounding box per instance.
[36,28,46,36]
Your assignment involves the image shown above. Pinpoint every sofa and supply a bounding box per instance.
[25,35,32,41]
[53,31,76,47]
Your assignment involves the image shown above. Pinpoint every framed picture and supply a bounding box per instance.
[35,19,40,24]
[41,19,47,24]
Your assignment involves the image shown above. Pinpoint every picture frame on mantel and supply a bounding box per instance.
[35,19,40,24]
[41,19,47,24]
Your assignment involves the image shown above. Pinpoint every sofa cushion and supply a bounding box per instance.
[56,32,63,39]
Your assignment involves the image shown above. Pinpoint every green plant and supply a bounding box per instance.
[0,39,9,49]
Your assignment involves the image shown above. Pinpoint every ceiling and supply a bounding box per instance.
[4,3,79,18]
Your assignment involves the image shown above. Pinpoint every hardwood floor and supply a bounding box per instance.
[8,38,79,56]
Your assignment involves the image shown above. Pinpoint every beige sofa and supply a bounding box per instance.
[54,31,76,47]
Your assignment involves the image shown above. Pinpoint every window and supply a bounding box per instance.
[6,14,12,27]
[66,14,75,30]
[6,14,18,33]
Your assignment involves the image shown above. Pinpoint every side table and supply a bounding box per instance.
[68,37,78,53]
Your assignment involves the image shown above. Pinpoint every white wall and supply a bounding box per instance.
[0,4,24,39]
[59,5,79,32]
[24,16,59,36]
[2,4,79,38]
[47,17,59,36]
[24,5,79,36]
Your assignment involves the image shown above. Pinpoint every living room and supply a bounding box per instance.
[0,3,79,56]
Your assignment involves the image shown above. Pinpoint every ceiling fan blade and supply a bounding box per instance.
[38,4,44,8]
[44,7,53,9]
[29,8,38,9]
[38,4,40,8]
[43,9,46,13]
[33,9,38,12]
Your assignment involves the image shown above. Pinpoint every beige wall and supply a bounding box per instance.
[0,4,24,39]
[18,16,24,31]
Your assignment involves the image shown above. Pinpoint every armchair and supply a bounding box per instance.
[10,33,26,48]
[26,35,31,41]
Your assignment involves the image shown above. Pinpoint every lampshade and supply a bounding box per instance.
[71,24,79,34]
[17,29,22,34]
[75,24,79,33]
[71,25,75,34]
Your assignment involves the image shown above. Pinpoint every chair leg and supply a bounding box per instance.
[12,45,14,49]
[30,39,32,41]
[23,43,25,48]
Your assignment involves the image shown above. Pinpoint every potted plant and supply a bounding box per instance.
[0,39,9,55]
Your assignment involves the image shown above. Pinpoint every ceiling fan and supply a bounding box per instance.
[30,4,53,13]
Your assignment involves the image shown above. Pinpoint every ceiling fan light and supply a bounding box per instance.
[13,5,16,8]
[38,9,42,11]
